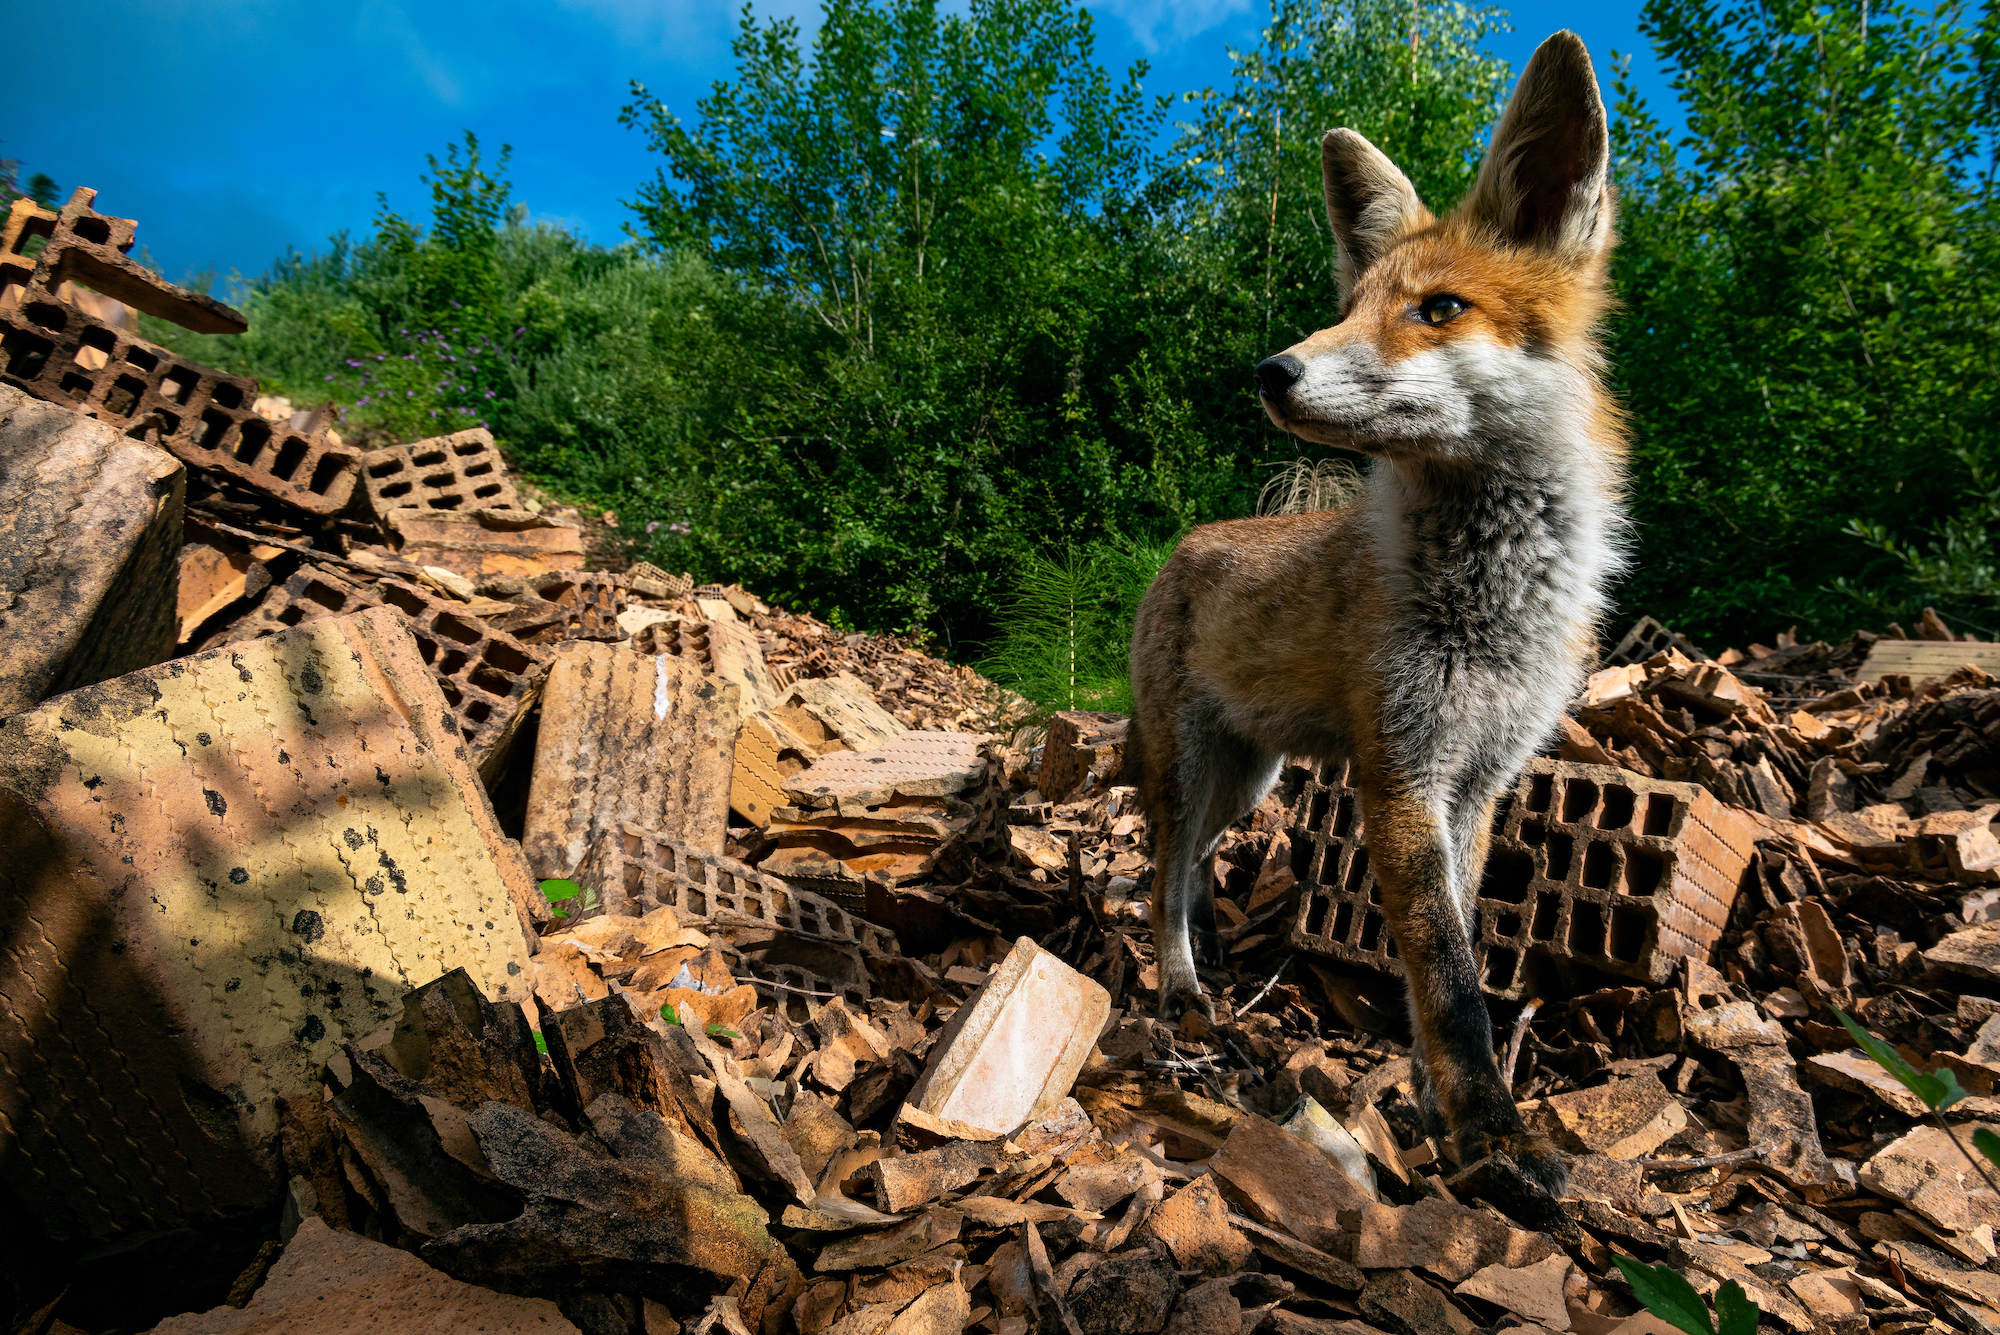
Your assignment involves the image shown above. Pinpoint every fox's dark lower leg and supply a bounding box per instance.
[1147,708,1279,1020]
[1367,787,1567,1196]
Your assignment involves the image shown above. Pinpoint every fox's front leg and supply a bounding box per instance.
[1365,784,1567,1197]
[1150,818,1223,1021]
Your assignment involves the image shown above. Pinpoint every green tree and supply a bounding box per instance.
[1609,0,2000,642]
[619,0,1175,639]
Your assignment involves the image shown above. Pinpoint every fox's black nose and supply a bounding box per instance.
[1256,354,1304,396]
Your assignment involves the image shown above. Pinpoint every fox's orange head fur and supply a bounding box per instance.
[1258,31,1621,463]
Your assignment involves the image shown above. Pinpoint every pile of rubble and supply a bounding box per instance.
[12,188,2000,1335]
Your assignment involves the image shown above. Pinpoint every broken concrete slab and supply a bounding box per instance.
[0,382,183,715]
[147,1217,580,1334]
[1454,1253,1572,1331]
[521,642,742,876]
[1209,1113,1372,1252]
[0,607,538,1241]
[900,936,1110,1136]
[1353,1198,1556,1283]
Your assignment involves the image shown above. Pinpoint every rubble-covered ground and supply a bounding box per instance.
[14,188,2000,1335]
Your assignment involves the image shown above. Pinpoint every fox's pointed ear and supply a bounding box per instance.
[1465,31,1612,261]
[1322,129,1430,302]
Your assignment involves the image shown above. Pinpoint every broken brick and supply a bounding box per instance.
[901,936,1110,1136]
[1352,1198,1555,1283]
[521,642,743,876]
[0,382,183,715]
[0,193,361,517]
[1526,1074,1686,1159]
[1209,1113,1371,1253]
[221,566,549,782]
[1138,1174,1254,1277]
[384,507,586,581]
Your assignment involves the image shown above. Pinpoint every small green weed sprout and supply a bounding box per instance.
[706,1024,742,1040]
[1833,1006,2000,1190]
[661,1002,681,1026]
[1611,1258,1758,1335]
[541,878,600,919]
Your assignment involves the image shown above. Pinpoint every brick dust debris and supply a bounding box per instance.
[5,188,2000,1335]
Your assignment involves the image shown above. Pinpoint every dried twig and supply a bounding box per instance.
[736,976,842,999]
[1502,998,1540,1092]
[1633,1146,1768,1172]
[1241,955,1291,1014]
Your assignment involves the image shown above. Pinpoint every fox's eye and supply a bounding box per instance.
[1420,295,1468,325]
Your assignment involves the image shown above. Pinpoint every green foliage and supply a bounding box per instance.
[661,1002,682,1026]
[1976,1127,2000,1171]
[1611,1256,1760,1335]
[706,1024,742,1039]
[1609,0,2000,644]
[541,878,601,920]
[1832,1005,1969,1111]
[617,0,1187,637]
[977,535,1175,713]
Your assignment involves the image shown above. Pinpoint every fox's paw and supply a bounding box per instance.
[1482,1131,1569,1199]
[1155,966,1214,1023]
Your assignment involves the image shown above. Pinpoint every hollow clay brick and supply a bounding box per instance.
[0,193,359,517]
[476,571,632,647]
[1601,615,1711,668]
[521,642,743,876]
[383,508,585,581]
[0,384,184,716]
[635,615,778,713]
[0,607,540,1241]
[900,936,1109,1135]
[571,821,896,1015]
[360,429,520,516]
[223,566,548,784]
[1287,758,1758,997]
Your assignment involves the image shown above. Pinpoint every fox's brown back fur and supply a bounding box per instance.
[1127,31,1625,1200]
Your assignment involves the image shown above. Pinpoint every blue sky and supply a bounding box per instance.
[2,0,1676,288]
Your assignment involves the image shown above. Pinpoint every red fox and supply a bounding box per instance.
[1126,31,1623,1196]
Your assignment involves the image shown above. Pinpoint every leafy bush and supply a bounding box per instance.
[1609,0,2000,644]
